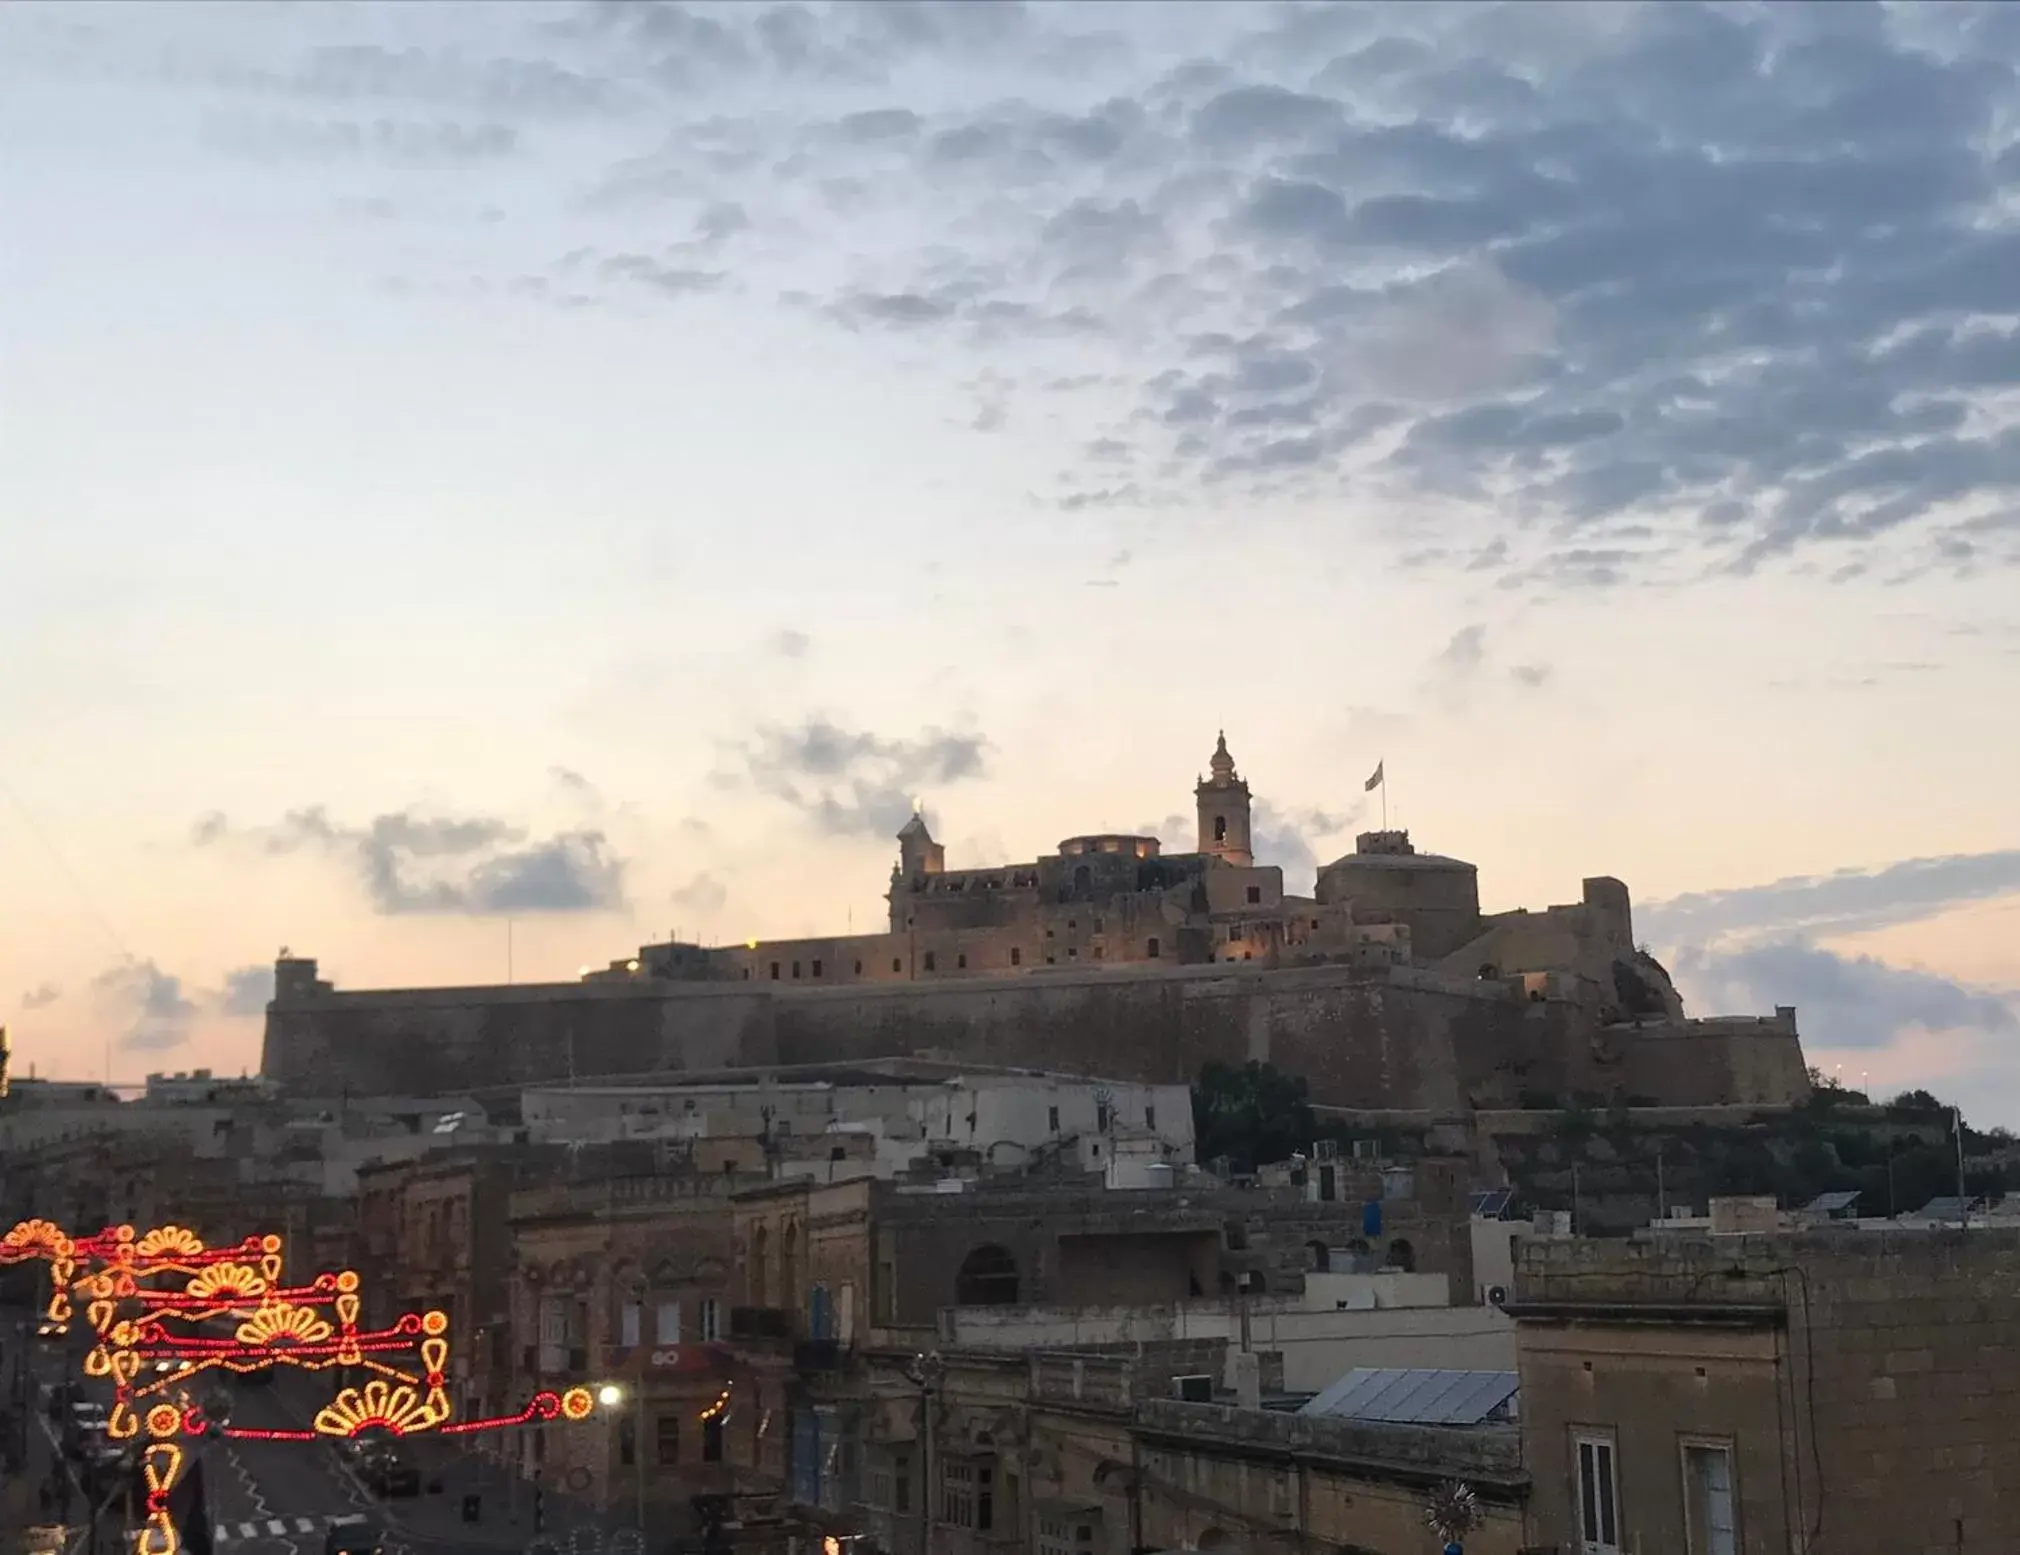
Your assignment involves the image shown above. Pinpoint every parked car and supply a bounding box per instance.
[355,1442,421,1498]
[323,1516,384,1555]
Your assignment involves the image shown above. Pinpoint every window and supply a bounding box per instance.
[1067,919,1077,929]
[894,1454,911,1514]
[1684,1444,1736,1555]
[1229,925,1242,942]
[619,1302,641,1347]
[853,960,862,975]
[941,1461,993,1530]
[656,1300,680,1343]
[892,958,902,973]
[656,1413,681,1468]
[812,959,823,978]
[1038,1516,1096,1555]
[702,1418,724,1463]
[1092,946,1103,959]
[1048,1106,1060,1132]
[1146,1105,1156,1129]
[1011,947,1022,966]
[957,952,967,969]
[954,1245,1019,1305]
[1067,946,1077,958]
[1576,1434,1621,1552]
[699,1297,722,1342]
[769,962,780,981]
[1147,937,1160,959]
[792,960,801,978]
[924,951,937,972]
[1214,815,1227,842]
[619,1415,636,1467]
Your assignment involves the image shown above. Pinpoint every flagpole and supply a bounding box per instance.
[1382,767,1388,831]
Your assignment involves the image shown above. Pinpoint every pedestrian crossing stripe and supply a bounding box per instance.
[213,1517,326,1544]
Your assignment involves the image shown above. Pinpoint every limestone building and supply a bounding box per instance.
[260,735,1810,1112]
[615,733,1675,1015]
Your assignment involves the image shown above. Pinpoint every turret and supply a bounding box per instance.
[1195,731,1254,867]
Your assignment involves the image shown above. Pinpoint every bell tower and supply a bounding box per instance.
[1195,731,1254,866]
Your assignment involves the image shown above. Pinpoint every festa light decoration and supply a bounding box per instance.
[7,1217,608,1490]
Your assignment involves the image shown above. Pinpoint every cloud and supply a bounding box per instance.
[1673,939,2018,1055]
[1642,850,2020,950]
[538,1,2020,580]
[735,718,989,838]
[769,628,811,658]
[20,982,61,1011]
[670,872,728,916]
[203,115,520,166]
[218,964,276,1017]
[1251,800,1362,896]
[92,960,199,1054]
[1436,624,1487,675]
[196,805,627,916]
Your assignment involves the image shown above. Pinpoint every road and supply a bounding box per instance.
[7,1319,631,1555]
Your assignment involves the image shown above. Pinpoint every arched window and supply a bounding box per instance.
[1073,864,1092,895]
[1213,815,1227,842]
[780,1222,800,1312]
[750,1226,770,1307]
[1197,1529,1232,1550]
[1386,1237,1416,1273]
[954,1245,1020,1306]
[1306,1239,1330,1272]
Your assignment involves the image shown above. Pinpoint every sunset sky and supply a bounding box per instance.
[4,2,2017,1119]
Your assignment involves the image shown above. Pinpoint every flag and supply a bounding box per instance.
[1364,761,1384,792]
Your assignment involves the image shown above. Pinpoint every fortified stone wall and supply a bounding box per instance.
[260,979,776,1094]
[261,957,1809,1111]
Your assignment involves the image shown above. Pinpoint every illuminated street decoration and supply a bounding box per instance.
[7,1219,604,1456]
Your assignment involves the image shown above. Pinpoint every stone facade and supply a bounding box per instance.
[259,735,1812,1113]
[1511,1228,2020,1555]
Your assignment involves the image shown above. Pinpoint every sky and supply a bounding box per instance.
[3,0,2018,1119]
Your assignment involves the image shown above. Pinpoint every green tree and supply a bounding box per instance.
[1192,1060,1316,1172]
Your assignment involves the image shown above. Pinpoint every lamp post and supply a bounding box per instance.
[904,1352,944,1555]
[598,1383,644,1534]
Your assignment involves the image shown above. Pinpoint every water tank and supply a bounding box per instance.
[1143,1162,1175,1190]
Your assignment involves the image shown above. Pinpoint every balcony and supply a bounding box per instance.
[793,1339,845,1373]
[729,1306,794,1341]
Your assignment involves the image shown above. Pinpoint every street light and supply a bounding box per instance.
[904,1352,945,1554]
[596,1383,645,1535]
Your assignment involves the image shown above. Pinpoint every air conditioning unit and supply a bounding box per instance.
[1171,1374,1213,1403]
[1487,1285,1509,1308]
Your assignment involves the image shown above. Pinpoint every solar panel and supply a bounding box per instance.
[1803,1190,1860,1214]
[1914,1195,1979,1218]
[1469,1189,1513,1219]
[1298,1368,1519,1427]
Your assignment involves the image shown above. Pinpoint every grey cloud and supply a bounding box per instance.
[599,254,724,296]
[1250,800,1361,898]
[1191,85,1342,153]
[739,717,989,838]
[20,982,61,1011]
[1437,624,1487,675]
[288,44,622,118]
[1673,940,2017,1054]
[198,805,626,916]
[93,960,199,1054]
[670,872,728,915]
[834,108,922,144]
[205,115,519,166]
[218,964,276,1017]
[1641,849,2020,950]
